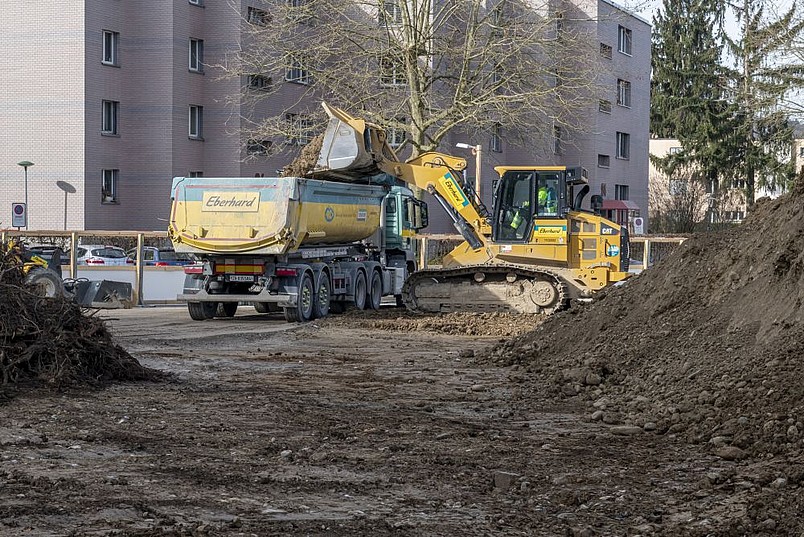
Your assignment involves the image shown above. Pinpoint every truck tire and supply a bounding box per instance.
[353,270,367,310]
[188,301,217,321]
[313,273,331,319]
[254,302,279,313]
[368,270,382,310]
[215,302,238,318]
[23,269,63,298]
[284,272,314,322]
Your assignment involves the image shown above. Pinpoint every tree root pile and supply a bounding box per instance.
[0,244,167,397]
[485,187,804,459]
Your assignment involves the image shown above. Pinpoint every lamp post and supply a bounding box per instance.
[455,143,482,200]
[17,161,34,229]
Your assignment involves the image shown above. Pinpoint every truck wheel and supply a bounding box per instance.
[353,271,367,310]
[215,302,238,318]
[368,270,382,310]
[24,269,63,298]
[313,273,331,319]
[284,272,314,322]
[254,302,278,313]
[188,301,217,321]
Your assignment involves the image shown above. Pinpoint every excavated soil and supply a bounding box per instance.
[1,301,802,535]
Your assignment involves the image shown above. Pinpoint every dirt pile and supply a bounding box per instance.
[486,187,804,458]
[282,134,324,177]
[323,308,543,337]
[0,243,167,398]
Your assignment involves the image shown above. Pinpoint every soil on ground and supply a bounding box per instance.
[0,305,801,536]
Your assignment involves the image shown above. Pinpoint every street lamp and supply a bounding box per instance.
[455,143,482,200]
[17,160,34,228]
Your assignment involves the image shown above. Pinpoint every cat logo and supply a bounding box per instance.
[600,224,619,235]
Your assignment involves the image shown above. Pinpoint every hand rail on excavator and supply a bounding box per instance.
[313,102,491,249]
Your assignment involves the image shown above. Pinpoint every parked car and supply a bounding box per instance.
[74,245,133,266]
[126,246,197,266]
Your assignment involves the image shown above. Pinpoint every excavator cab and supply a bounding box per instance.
[492,166,583,243]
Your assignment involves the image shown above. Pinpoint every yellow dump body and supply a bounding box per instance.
[168,176,387,254]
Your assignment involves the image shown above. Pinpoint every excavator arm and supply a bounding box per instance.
[314,103,490,249]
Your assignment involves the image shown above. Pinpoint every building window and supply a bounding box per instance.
[614,184,629,201]
[799,146,804,157]
[618,26,632,55]
[616,132,630,159]
[189,105,203,139]
[599,99,612,114]
[379,0,403,25]
[102,100,119,135]
[189,38,204,72]
[490,123,502,152]
[731,179,746,189]
[554,12,563,39]
[553,125,561,155]
[247,139,273,155]
[285,56,310,84]
[617,79,631,107]
[247,74,272,90]
[286,113,314,146]
[669,180,687,196]
[388,121,406,148]
[102,30,119,66]
[597,154,610,168]
[600,43,612,59]
[102,169,119,203]
[669,146,682,154]
[247,6,270,25]
[189,171,204,177]
[380,57,406,86]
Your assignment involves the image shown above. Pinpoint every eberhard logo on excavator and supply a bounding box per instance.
[313,103,631,315]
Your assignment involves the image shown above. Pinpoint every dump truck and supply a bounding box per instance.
[313,103,631,313]
[168,176,428,321]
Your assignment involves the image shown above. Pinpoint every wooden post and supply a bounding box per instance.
[642,239,651,269]
[69,232,78,278]
[134,233,145,306]
[419,237,428,270]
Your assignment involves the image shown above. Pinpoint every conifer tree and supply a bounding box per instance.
[725,0,804,205]
[650,0,733,192]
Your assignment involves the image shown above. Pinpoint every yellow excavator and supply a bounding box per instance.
[313,103,631,314]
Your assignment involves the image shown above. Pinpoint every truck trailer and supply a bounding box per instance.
[168,175,428,322]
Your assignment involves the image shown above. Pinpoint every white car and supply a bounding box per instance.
[74,245,133,266]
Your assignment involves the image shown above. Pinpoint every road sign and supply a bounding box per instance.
[11,202,27,228]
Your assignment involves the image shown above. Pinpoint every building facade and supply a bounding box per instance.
[0,0,649,233]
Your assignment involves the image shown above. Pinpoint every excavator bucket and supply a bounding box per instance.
[69,279,134,309]
[314,102,399,180]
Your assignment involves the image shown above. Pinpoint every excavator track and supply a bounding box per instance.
[402,265,569,315]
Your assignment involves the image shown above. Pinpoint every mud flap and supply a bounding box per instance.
[70,280,134,309]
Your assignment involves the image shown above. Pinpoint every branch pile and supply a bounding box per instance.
[0,243,167,397]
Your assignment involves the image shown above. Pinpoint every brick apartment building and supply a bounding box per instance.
[0,0,649,233]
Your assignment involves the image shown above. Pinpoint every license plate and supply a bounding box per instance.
[228,275,255,282]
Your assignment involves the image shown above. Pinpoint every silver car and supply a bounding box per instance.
[74,245,133,266]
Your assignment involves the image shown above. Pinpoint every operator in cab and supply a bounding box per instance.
[538,184,558,216]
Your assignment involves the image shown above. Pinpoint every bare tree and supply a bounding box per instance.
[226,0,602,158]
[648,163,709,233]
